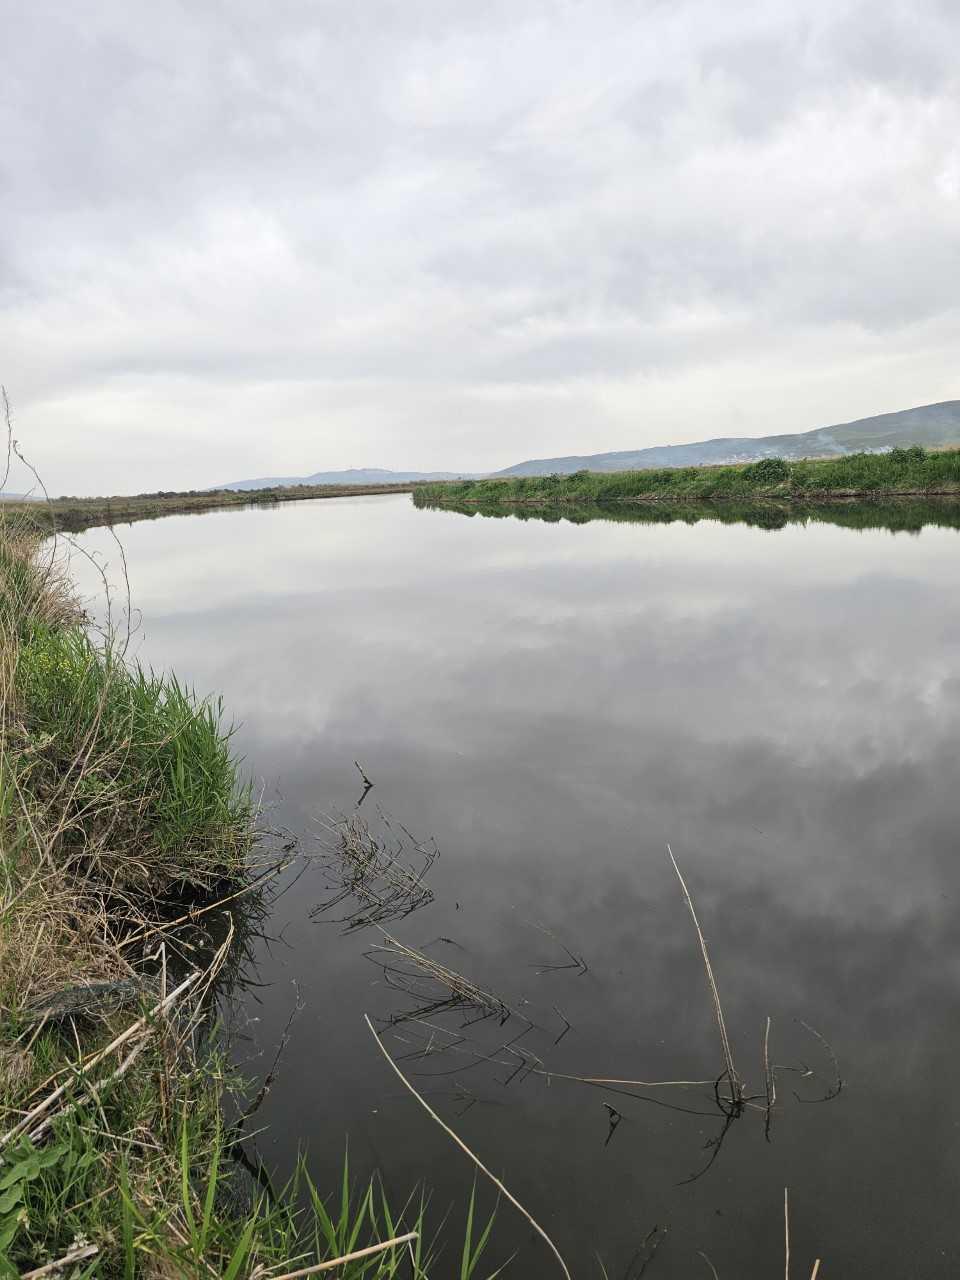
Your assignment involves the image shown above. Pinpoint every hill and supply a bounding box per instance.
[495,400,960,476]
[218,467,474,490]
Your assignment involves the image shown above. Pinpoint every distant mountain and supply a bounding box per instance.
[217,400,960,491]
[495,400,960,477]
[217,467,476,491]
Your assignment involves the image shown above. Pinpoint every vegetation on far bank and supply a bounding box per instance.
[414,445,960,508]
[1,482,415,534]
[0,517,493,1277]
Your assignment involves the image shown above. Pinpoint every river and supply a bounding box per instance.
[70,492,960,1277]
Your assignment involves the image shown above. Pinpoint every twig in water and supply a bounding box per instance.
[698,1251,720,1280]
[629,1224,666,1278]
[237,983,304,1126]
[369,930,514,1026]
[602,1102,621,1148]
[794,1018,842,1102]
[552,1005,572,1045]
[364,1013,573,1280]
[354,759,374,807]
[667,845,742,1106]
[313,813,436,929]
[679,1102,737,1185]
[523,918,588,975]
[784,1186,790,1280]
[763,1015,776,1142]
[541,1068,715,1090]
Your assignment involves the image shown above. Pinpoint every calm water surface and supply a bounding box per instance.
[72,495,960,1278]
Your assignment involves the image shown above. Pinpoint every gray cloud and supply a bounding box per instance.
[1,0,958,493]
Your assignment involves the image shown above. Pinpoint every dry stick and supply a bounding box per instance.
[763,1015,776,1141]
[394,1016,713,1093]
[20,1244,100,1277]
[364,1014,573,1280]
[534,1069,714,1088]
[0,971,198,1148]
[176,912,236,1052]
[268,1232,419,1280]
[697,1252,720,1280]
[667,845,742,1102]
[1,386,14,492]
[373,930,511,1022]
[809,1263,820,1280]
[784,1187,790,1280]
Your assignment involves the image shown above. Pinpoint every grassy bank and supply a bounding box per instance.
[1,483,415,534]
[0,519,485,1277]
[415,445,960,507]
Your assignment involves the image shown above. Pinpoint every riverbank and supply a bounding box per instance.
[1,482,415,533]
[0,516,460,1276]
[414,445,960,507]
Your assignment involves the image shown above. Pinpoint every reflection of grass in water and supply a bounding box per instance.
[416,492,960,535]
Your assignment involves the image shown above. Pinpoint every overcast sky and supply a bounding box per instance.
[2,0,959,495]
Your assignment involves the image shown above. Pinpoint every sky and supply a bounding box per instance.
[2,0,959,496]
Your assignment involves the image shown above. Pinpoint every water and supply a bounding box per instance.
[70,494,960,1277]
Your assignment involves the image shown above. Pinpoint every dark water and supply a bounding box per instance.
[71,495,960,1278]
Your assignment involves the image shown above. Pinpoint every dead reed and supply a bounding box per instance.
[311,811,437,929]
[667,844,742,1107]
[368,930,514,1026]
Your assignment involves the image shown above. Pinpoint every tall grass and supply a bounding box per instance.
[16,622,249,893]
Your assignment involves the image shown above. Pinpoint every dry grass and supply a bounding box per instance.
[312,812,437,929]
[369,931,514,1026]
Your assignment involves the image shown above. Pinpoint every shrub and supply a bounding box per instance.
[747,457,790,484]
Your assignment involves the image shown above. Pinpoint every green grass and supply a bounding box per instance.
[15,622,250,893]
[414,445,960,507]
[0,1040,498,1278]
